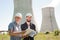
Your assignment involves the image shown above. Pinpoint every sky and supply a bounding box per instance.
[0,0,60,32]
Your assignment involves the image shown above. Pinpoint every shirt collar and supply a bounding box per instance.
[13,21,20,26]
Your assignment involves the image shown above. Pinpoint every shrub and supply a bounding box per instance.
[54,30,60,36]
[45,32,50,34]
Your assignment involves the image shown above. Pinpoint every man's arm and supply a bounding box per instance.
[8,30,18,36]
[8,30,25,36]
[8,23,25,36]
[21,24,26,31]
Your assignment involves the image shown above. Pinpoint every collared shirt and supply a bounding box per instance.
[8,21,21,40]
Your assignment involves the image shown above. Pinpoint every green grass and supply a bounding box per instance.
[0,34,10,40]
[0,33,60,40]
[34,33,60,40]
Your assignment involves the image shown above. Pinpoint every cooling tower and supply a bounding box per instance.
[40,7,58,32]
[13,0,34,24]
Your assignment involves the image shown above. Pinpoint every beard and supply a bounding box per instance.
[15,21,20,24]
[27,20,31,22]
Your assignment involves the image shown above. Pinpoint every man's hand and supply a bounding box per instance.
[22,34,28,38]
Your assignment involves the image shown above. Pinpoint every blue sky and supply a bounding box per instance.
[0,0,60,32]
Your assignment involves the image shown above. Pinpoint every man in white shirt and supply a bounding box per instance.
[8,13,25,40]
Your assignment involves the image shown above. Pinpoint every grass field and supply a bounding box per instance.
[0,33,60,40]
[34,33,60,40]
[0,34,10,40]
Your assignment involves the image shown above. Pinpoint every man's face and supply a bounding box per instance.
[15,16,21,24]
[26,16,32,22]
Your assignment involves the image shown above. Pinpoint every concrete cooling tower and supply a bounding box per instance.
[40,7,58,32]
[13,0,34,24]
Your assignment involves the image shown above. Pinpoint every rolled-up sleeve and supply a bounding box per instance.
[8,23,14,31]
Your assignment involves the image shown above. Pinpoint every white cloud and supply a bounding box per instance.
[48,0,60,7]
[42,0,60,8]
